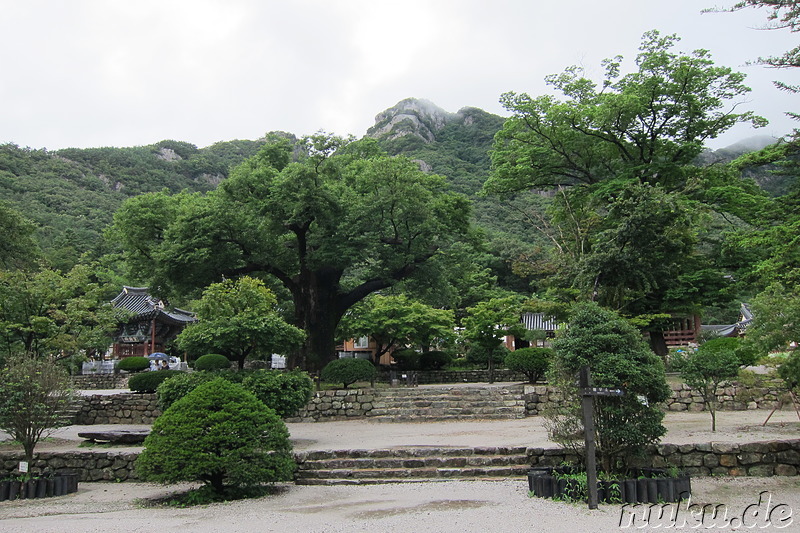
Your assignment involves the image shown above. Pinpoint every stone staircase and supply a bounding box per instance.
[368,385,527,421]
[58,401,82,425]
[295,446,532,485]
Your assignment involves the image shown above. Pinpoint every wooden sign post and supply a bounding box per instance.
[579,365,624,509]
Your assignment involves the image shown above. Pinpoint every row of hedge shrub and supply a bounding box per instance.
[155,369,314,419]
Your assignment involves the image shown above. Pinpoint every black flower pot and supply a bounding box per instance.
[64,472,79,493]
[623,479,637,503]
[35,478,48,498]
[528,467,690,505]
[636,478,649,503]
[647,478,659,504]
[53,476,66,496]
[0,480,10,501]
[8,480,20,500]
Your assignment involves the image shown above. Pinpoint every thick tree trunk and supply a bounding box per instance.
[649,330,669,357]
[290,268,345,372]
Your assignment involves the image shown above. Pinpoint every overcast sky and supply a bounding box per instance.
[1,0,797,151]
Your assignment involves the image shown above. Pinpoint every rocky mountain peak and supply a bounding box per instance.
[367,98,457,143]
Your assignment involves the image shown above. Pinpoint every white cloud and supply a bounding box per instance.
[0,0,796,149]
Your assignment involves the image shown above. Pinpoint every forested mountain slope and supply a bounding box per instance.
[0,139,268,268]
[0,98,787,278]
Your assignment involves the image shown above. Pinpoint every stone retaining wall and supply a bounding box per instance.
[0,451,139,482]
[72,379,789,426]
[71,374,129,390]
[3,439,798,482]
[295,389,381,421]
[74,393,160,425]
[516,439,800,477]
[523,381,789,416]
[384,369,527,384]
[665,381,785,411]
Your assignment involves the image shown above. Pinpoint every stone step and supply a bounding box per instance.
[381,388,522,399]
[298,446,529,461]
[371,413,526,420]
[295,446,532,485]
[296,465,531,484]
[378,400,526,407]
[369,404,527,421]
[299,454,530,470]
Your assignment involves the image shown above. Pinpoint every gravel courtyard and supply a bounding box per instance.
[1,408,799,532]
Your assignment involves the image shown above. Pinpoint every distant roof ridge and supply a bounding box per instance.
[110,286,195,325]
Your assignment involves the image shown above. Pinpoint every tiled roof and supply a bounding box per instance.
[111,286,196,325]
[521,312,560,332]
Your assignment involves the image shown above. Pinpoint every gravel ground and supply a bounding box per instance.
[2,403,800,531]
[1,477,800,532]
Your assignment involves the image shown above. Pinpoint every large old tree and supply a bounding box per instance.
[112,135,469,370]
[483,31,769,353]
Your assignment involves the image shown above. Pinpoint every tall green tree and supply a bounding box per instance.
[483,31,767,350]
[547,302,670,473]
[175,277,305,370]
[0,355,75,462]
[338,294,455,361]
[0,264,117,360]
[462,296,523,382]
[113,135,470,370]
[486,31,765,194]
[679,338,742,431]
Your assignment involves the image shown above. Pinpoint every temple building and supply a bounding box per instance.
[109,286,196,358]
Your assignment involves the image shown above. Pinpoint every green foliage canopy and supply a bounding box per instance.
[175,277,305,370]
[548,302,670,473]
[113,135,470,370]
[0,355,75,461]
[339,294,455,360]
[746,284,800,354]
[679,339,742,431]
[320,357,377,389]
[0,264,118,360]
[136,378,295,495]
[484,31,769,344]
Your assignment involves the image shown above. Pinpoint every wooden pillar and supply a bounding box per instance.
[580,366,599,510]
[150,317,156,355]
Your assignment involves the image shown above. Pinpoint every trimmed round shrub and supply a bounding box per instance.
[156,369,312,417]
[391,349,421,370]
[136,378,295,497]
[128,369,184,393]
[117,356,151,373]
[504,347,552,383]
[194,354,231,371]
[241,370,314,418]
[156,371,218,411]
[320,358,377,389]
[420,350,452,370]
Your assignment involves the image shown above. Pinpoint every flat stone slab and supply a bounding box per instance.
[77,429,150,444]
